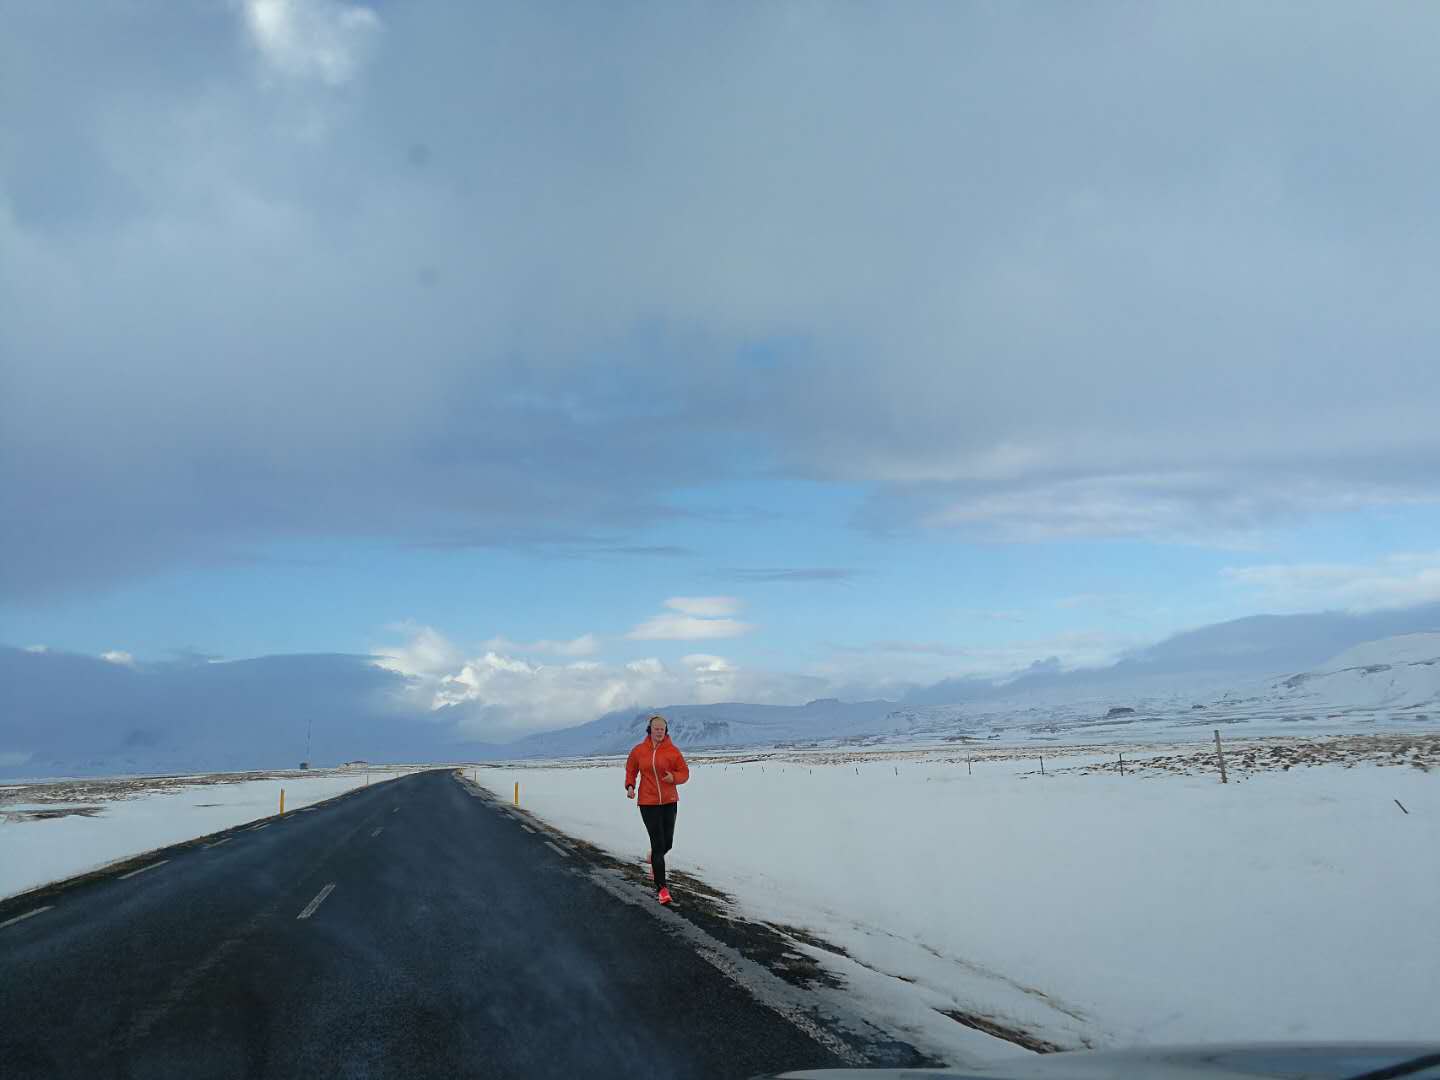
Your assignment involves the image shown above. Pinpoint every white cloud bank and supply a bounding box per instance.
[482,634,600,658]
[1223,552,1440,613]
[371,624,810,740]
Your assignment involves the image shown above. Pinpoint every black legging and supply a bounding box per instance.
[638,802,678,890]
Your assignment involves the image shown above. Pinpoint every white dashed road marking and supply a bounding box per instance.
[204,838,232,849]
[543,841,570,859]
[0,906,53,930]
[297,883,336,920]
[520,825,535,834]
[371,827,383,837]
[119,860,169,881]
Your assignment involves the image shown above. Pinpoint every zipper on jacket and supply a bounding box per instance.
[651,740,663,804]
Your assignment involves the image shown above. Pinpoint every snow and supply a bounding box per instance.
[4,632,1437,1064]
[0,767,422,900]
[472,747,1440,1064]
[1326,632,1440,668]
[491,634,1440,760]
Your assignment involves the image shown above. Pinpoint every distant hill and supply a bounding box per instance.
[879,632,1440,747]
[478,698,908,759]
[481,629,1440,759]
[1268,632,1440,713]
[902,602,1440,706]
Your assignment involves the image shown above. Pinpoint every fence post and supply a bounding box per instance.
[1039,756,1045,776]
[280,788,285,816]
[1119,752,1125,776]
[1214,730,1228,784]
[514,781,519,805]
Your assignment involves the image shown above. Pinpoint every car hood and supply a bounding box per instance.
[762,1043,1440,1080]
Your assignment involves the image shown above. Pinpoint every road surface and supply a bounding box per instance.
[0,769,870,1079]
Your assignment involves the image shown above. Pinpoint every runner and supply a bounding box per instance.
[624,714,689,905]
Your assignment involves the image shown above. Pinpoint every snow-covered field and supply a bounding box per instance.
[473,739,1440,1064]
[0,765,423,900]
[5,740,1434,1065]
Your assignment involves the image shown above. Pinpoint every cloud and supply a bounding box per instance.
[624,597,754,640]
[681,654,734,672]
[483,634,600,658]
[8,4,1440,600]
[625,615,755,641]
[372,623,466,676]
[887,473,1439,546]
[0,646,449,777]
[851,641,977,658]
[409,535,695,560]
[821,630,1145,689]
[421,650,773,739]
[362,624,823,740]
[101,650,136,667]
[241,0,381,86]
[663,597,740,617]
[720,568,861,583]
[1222,552,1440,613]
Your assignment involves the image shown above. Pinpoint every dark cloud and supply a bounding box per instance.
[5,2,1440,601]
[0,645,472,778]
[404,532,695,559]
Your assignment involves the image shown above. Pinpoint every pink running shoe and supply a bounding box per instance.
[657,887,673,905]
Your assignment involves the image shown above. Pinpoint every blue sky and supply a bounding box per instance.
[5,2,1440,740]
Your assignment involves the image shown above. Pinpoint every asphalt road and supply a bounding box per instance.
[0,769,852,1080]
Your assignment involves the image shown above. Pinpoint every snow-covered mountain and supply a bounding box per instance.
[486,698,911,759]
[878,633,1440,748]
[487,633,1440,759]
[1268,632,1440,713]
[5,611,1437,776]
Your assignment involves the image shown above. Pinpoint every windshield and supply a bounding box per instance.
[1,4,1437,1079]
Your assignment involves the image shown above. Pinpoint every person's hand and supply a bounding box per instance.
[662,771,675,783]
[626,785,635,799]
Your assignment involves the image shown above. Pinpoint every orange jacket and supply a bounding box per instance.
[625,735,690,806]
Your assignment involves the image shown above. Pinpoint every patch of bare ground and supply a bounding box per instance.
[0,806,105,823]
[935,1009,1067,1053]
[1065,733,1440,778]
